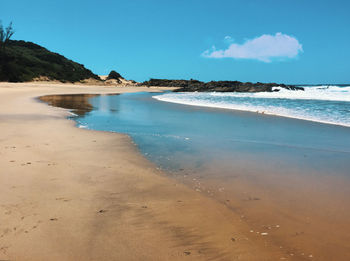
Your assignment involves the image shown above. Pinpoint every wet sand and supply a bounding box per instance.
[177,162,350,261]
[0,82,290,261]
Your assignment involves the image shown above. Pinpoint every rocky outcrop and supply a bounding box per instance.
[141,79,304,92]
[107,70,123,81]
[103,70,122,84]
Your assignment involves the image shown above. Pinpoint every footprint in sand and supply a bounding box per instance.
[246,196,261,201]
[20,162,32,166]
[55,197,71,202]
[47,162,57,166]
[0,245,9,254]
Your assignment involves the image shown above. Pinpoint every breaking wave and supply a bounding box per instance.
[153,86,350,127]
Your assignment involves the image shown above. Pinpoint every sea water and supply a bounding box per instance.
[72,88,350,178]
[154,85,350,127]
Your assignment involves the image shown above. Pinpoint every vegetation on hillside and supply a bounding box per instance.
[0,21,132,85]
[0,22,100,82]
[0,40,101,82]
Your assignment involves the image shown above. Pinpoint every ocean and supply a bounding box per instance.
[70,87,350,176]
[154,85,350,127]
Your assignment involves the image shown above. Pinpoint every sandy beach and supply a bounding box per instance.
[2,1,349,259]
[0,82,290,261]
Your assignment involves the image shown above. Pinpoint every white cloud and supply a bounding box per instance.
[202,33,303,62]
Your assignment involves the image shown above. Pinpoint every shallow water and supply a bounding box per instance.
[74,92,350,176]
[42,92,350,260]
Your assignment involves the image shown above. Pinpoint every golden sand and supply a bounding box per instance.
[0,82,287,260]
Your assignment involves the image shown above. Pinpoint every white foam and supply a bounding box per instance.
[153,86,350,127]
[209,85,350,102]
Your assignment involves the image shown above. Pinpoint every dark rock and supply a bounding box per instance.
[140,79,304,93]
[107,70,123,80]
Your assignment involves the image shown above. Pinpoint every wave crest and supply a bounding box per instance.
[153,86,350,127]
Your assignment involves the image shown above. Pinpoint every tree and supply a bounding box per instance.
[0,21,14,49]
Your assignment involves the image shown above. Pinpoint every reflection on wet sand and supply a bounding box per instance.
[39,93,121,117]
[39,94,98,116]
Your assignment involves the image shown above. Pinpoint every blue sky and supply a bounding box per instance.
[1,0,349,84]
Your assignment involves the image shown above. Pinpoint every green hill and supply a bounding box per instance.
[0,40,101,82]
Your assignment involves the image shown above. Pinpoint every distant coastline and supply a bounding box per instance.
[140,78,304,92]
[1,40,348,96]
[0,40,306,92]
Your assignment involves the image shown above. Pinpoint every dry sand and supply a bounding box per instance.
[0,82,295,260]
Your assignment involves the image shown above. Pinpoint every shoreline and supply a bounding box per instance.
[0,82,287,260]
[39,90,350,261]
[153,93,350,129]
